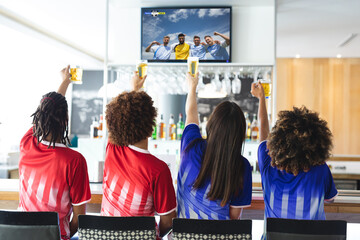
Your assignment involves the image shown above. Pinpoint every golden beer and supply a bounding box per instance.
[70,66,83,84]
[261,81,271,98]
[137,62,148,79]
[187,57,199,77]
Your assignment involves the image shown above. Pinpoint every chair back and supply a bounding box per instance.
[0,210,60,240]
[266,218,347,240]
[172,218,252,240]
[78,215,156,240]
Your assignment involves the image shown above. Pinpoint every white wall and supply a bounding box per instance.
[109,5,275,64]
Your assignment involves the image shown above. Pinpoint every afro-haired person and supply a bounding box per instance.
[101,72,176,239]
[177,72,252,220]
[251,82,337,238]
[19,65,91,240]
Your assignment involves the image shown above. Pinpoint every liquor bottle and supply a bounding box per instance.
[151,119,157,140]
[177,113,185,140]
[98,114,103,138]
[168,114,176,140]
[201,117,208,139]
[158,114,166,140]
[251,114,259,141]
[90,117,99,139]
[244,112,251,141]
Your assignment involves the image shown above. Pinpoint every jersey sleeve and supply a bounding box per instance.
[152,165,177,215]
[258,140,271,174]
[324,164,338,201]
[221,41,229,48]
[180,124,202,153]
[230,158,252,207]
[68,155,91,205]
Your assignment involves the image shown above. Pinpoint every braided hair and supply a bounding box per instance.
[31,91,70,148]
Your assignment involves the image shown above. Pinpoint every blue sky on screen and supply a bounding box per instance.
[142,8,231,57]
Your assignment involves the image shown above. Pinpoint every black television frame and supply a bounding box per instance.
[140,6,232,63]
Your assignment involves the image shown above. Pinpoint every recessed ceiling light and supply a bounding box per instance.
[336,54,342,58]
[295,54,300,58]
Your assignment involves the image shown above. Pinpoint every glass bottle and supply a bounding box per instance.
[251,114,259,141]
[158,114,166,140]
[151,119,157,140]
[168,114,176,140]
[201,117,208,139]
[244,112,251,141]
[177,113,185,140]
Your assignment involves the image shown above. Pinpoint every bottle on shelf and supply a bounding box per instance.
[90,117,99,139]
[158,114,166,140]
[201,116,208,139]
[244,112,251,141]
[98,114,103,138]
[151,119,157,140]
[251,114,259,141]
[168,114,176,140]
[177,113,185,140]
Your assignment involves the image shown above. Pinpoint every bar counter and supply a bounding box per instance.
[1,178,360,214]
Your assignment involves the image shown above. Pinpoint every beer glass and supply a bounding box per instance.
[187,57,199,77]
[70,66,83,84]
[136,60,148,79]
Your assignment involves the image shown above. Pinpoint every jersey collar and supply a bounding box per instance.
[41,140,67,148]
[129,145,150,154]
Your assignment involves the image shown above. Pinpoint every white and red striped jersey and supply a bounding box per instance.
[19,128,91,240]
[101,143,177,238]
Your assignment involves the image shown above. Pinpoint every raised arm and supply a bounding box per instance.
[185,72,199,126]
[251,81,269,142]
[145,41,160,52]
[58,65,72,96]
[131,71,146,91]
[214,32,230,45]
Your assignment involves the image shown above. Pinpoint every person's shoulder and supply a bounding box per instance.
[258,140,268,152]
[59,147,86,162]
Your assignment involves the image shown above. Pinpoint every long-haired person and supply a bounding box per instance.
[177,73,252,220]
[19,65,91,240]
[101,72,176,239]
[251,82,337,239]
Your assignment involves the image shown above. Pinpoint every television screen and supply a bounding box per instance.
[141,7,232,62]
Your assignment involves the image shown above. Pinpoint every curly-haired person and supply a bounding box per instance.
[251,82,337,239]
[19,65,91,240]
[101,72,176,240]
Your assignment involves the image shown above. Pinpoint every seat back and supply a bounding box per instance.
[266,218,347,240]
[172,218,252,240]
[0,210,60,240]
[78,215,156,240]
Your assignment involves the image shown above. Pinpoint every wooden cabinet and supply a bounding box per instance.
[276,58,360,155]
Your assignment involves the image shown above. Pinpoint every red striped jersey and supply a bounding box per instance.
[19,128,91,240]
[101,143,177,239]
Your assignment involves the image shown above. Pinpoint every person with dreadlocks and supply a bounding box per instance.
[251,81,337,239]
[18,65,91,240]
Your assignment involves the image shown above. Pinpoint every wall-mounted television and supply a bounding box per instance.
[141,7,232,63]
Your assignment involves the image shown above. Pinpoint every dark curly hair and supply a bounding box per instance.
[106,91,157,146]
[267,106,333,175]
[31,91,69,148]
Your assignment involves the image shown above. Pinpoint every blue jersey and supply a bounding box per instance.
[207,41,229,60]
[258,141,338,221]
[190,44,207,60]
[151,45,172,60]
[177,124,252,220]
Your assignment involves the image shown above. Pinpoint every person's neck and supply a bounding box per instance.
[133,138,148,150]
[163,43,168,46]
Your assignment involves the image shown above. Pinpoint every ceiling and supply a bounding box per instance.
[0,0,359,60]
[277,0,360,58]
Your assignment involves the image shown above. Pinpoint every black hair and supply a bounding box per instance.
[178,33,185,38]
[31,91,70,148]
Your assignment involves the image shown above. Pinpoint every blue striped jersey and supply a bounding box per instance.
[177,124,252,220]
[258,141,338,221]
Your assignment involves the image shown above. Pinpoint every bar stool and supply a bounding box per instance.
[172,218,252,240]
[78,215,156,240]
[266,218,347,240]
[0,210,61,240]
